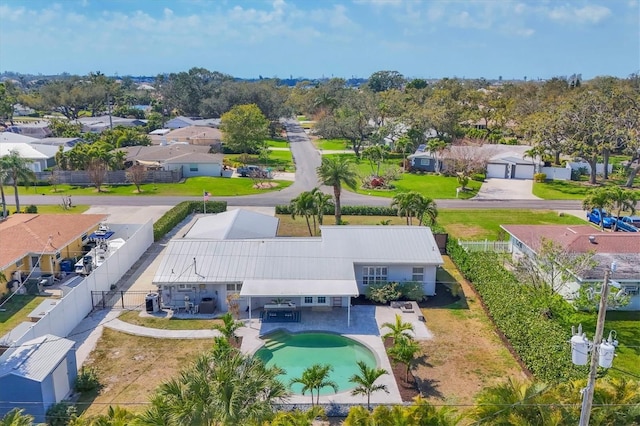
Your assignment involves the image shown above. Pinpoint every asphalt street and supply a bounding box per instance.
[12,119,585,211]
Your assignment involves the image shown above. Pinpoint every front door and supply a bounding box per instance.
[31,256,41,273]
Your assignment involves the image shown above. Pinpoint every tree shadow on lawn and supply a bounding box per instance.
[413,354,446,400]
[420,281,468,310]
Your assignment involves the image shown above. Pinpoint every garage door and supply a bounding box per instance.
[514,165,534,179]
[486,163,506,178]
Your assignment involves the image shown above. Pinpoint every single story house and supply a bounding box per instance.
[77,116,146,133]
[122,144,223,177]
[36,137,84,148]
[153,210,444,324]
[486,156,537,179]
[0,334,77,423]
[0,214,107,293]
[0,142,69,172]
[4,122,52,138]
[501,224,640,310]
[149,125,222,147]
[165,116,221,129]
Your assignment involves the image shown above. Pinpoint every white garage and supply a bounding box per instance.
[486,156,536,179]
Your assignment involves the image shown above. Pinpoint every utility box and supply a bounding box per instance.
[145,293,160,313]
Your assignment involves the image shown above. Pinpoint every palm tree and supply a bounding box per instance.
[582,187,612,230]
[289,363,338,407]
[413,194,438,226]
[470,378,550,425]
[381,314,414,343]
[391,192,438,226]
[290,191,316,236]
[3,150,35,214]
[392,192,414,225]
[316,156,357,225]
[0,155,10,218]
[152,347,288,425]
[348,360,389,410]
[387,338,420,383]
[82,405,136,426]
[607,186,638,231]
[310,187,332,227]
[0,408,33,426]
[269,406,326,426]
[212,312,243,343]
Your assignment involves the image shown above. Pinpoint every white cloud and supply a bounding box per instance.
[548,4,612,24]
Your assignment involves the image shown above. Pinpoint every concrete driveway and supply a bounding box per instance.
[473,178,541,200]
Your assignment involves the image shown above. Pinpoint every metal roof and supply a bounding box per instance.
[0,334,75,382]
[241,279,359,297]
[184,209,279,240]
[154,224,443,284]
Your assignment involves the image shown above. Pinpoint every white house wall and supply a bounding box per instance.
[353,264,437,296]
[179,163,222,178]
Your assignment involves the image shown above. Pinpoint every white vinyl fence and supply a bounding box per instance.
[2,220,154,349]
[458,239,512,253]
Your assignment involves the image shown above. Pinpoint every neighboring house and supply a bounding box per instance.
[36,137,84,148]
[0,214,106,292]
[122,144,223,177]
[153,210,444,323]
[4,122,52,138]
[0,334,77,422]
[0,142,70,172]
[501,224,640,310]
[13,104,36,117]
[77,116,146,133]
[0,131,39,144]
[149,125,223,147]
[409,143,537,179]
[165,116,221,129]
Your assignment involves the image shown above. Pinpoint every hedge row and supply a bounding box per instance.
[153,201,227,241]
[276,205,398,216]
[446,239,583,383]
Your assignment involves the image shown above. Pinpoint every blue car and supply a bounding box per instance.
[587,210,615,228]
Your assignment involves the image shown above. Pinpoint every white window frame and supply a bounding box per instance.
[177,284,192,292]
[226,283,242,294]
[412,267,424,282]
[362,266,388,286]
[16,259,24,268]
[189,164,199,172]
[623,285,639,296]
[303,296,313,305]
[316,296,327,305]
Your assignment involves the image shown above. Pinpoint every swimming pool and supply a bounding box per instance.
[255,331,377,396]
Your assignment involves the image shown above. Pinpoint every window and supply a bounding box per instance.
[419,158,431,166]
[226,283,242,293]
[15,259,23,267]
[317,296,326,304]
[412,267,424,282]
[177,284,192,291]
[81,233,88,241]
[31,256,40,268]
[623,285,639,296]
[189,164,199,172]
[362,266,388,285]
[304,296,313,304]
[55,252,61,260]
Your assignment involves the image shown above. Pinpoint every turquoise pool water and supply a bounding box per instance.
[255,331,377,396]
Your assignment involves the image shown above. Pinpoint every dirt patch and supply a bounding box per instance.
[254,182,280,189]
[445,224,487,240]
[383,337,421,402]
[413,257,526,410]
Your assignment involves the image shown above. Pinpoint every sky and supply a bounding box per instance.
[0,0,638,80]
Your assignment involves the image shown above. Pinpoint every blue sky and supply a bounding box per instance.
[1,0,638,80]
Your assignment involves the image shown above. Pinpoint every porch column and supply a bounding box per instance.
[348,298,351,327]
[248,296,252,322]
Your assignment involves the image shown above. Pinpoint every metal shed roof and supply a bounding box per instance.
[0,334,75,382]
[184,209,279,240]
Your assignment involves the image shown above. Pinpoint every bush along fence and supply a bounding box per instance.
[153,201,227,241]
[276,204,399,217]
[446,238,584,383]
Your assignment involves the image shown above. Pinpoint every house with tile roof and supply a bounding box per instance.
[501,224,640,310]
[122,144,223,177]
[153,210,444,323]
[0,214,106,294]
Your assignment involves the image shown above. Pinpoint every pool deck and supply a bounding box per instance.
[240,304,433,405]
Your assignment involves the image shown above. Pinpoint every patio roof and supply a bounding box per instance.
[240,279,359,297]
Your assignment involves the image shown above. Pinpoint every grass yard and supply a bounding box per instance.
[314,138,352,151]
[570,311,640,378]
[265,138,289,149]
[18,176,292,197]
[276,214,407,236]
[6,204,89,214]
[79,328,212,417]
[118,310,222,330]
[416,257,526,409]
[226,151,295,172]
[533,177,640,200]
[438,209,588,240]
[0,295,49,336]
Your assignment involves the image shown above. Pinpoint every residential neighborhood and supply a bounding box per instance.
[0,1,639,424]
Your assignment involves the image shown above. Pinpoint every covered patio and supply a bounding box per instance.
[240,279,359,327]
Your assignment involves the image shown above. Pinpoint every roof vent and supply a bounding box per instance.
[589,235,596,244]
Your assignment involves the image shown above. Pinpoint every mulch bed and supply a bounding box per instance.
[383,337,421,402]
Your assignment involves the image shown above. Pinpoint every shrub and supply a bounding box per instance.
[153,201,227,241]
[275,204,398,216]
[534,173,547,182]
[446,239,583,383]
[399,281,426,301]
[74,367,101,393]
[472,173,485,182]
[366,282,402,303]
[25,205,38,213]
[46,402,77,426]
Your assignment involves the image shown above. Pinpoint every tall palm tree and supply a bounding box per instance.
[310,187,332,227]
[582,187,612,230]
[289,191,316,236]
[0,408,33,426]
[0,155,10,218]
[152,347,288,425]
[607,186,638,231]
[316,156,357,225]
[289,363,338,407]
[3,150,35,214]
[391,192,414,225]
[413,193,438,226]
[348,360,389,409]
[381,314,414,343]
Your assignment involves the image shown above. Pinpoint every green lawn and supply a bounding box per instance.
[18,177,292,197]
[118,310,222,330]
[534,176,640,200]
[7,204,89,214]
[265,139,289,149]
[438,209,588,240]
[226,150,294,172]
[296,115,309,122]
[0,295,49,336]
[570,311,640,378]
[315,138,351,151]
